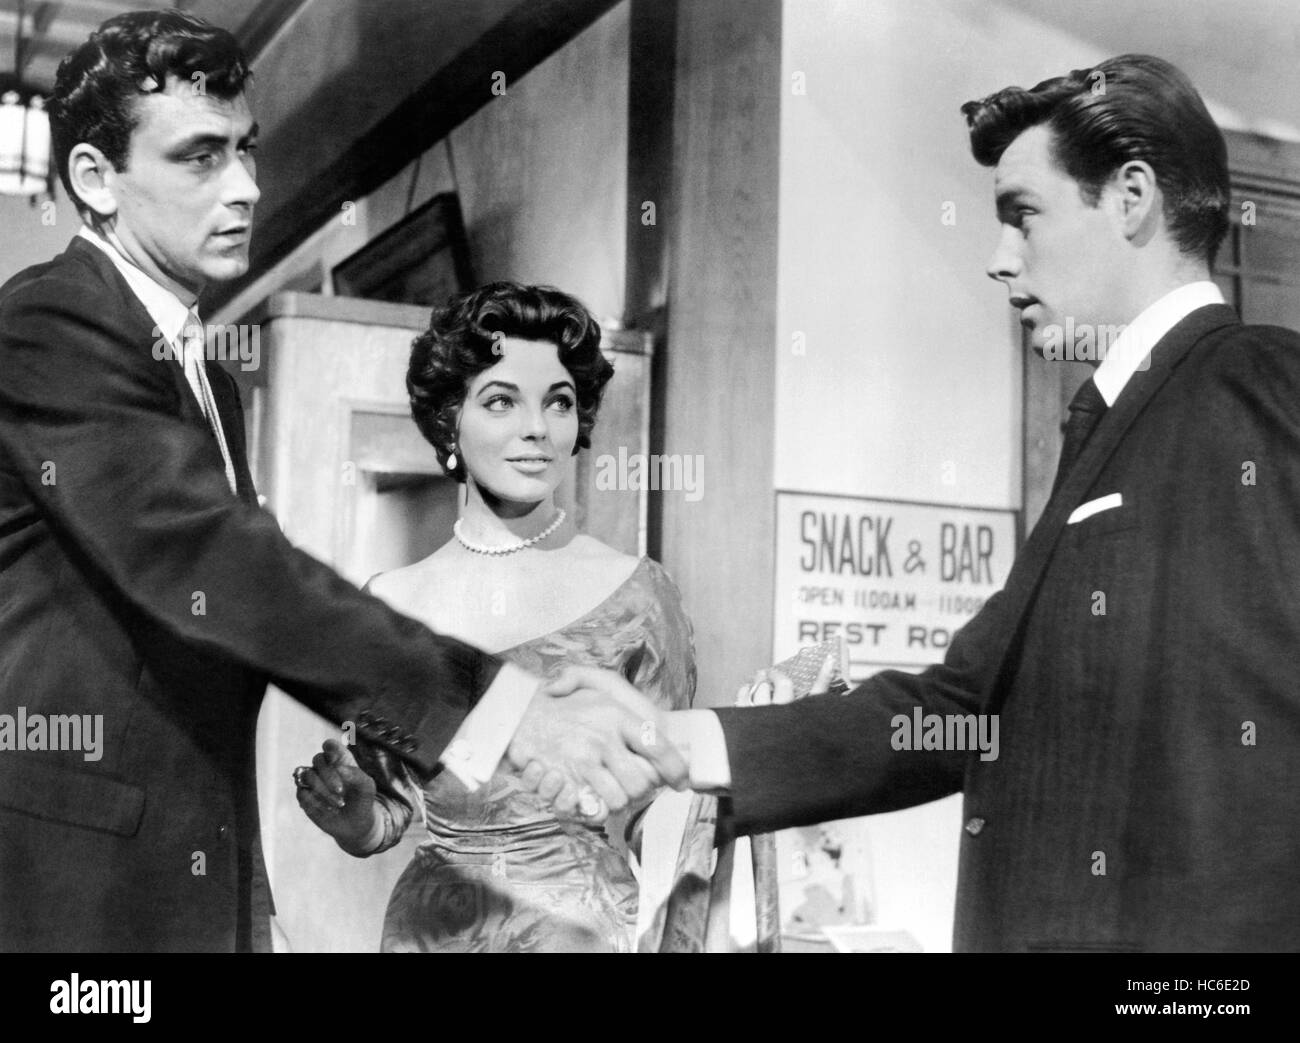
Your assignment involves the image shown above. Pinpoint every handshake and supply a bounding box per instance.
[505,645,841,818]
[297,652,837,846]
[296,667,699,849]
[506,666,694,820]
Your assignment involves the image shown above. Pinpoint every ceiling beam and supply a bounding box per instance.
[208,0,621,312]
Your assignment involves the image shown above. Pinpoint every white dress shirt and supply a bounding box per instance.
[1092,281,1225,405]
[78,226,240,491]
[78,225,193,353]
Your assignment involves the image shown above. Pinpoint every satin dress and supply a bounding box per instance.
[362,557,696,952]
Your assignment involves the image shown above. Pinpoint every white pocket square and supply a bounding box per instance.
[1067,492,1123,525]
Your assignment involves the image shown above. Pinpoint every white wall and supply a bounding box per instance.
[0,192,75,287]
[776,0,1115,507]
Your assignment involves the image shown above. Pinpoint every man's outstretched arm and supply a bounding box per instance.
[527,591,1006,832]
[0,257,674,808]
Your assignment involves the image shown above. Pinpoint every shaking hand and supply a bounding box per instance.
[507,666,689,822]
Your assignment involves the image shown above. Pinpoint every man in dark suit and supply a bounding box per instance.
[552,54,1300,952]
[0,10,680,953]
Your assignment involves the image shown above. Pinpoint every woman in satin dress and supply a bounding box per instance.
[296,282,695,951]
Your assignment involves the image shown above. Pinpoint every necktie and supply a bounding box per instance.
[1051,377,1107,495]
[181,311,239,495]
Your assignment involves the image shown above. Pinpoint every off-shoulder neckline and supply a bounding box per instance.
[487,555,654,656]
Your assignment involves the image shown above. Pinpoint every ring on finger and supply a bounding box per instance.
[577,787,604,818]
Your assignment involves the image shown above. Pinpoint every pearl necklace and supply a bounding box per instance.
[453,509,566,555]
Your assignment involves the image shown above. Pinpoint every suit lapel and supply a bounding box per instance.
[67,237,255,502]
[67,238,208,426]
[984,304,1241,704]
[204,364,258,504]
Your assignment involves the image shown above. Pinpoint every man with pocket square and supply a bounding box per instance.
[546,53,1300,952]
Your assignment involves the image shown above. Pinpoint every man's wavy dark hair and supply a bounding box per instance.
[408,282,614,482]
[49,9,250,212]
[961,54,1229,266]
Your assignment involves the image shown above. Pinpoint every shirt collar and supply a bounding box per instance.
[77,225,196,349]
[1092,281,1225,406]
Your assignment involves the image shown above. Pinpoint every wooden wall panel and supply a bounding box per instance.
[657,0,782,707]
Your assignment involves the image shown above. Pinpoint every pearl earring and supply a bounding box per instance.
[446,447,458,472]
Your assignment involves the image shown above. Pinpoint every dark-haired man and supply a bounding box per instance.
[556,54,1300,952]
[0,10,681,953]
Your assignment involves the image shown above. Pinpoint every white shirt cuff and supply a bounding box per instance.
[439,661,541,791]
[670,709,732,790]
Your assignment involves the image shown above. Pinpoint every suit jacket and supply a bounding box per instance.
[717,305,1300,952]
[0,237,504,952]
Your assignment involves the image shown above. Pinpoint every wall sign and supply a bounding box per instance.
[774,492,1018,676]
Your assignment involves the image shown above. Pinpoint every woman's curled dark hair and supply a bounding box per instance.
[407,282,614,481]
